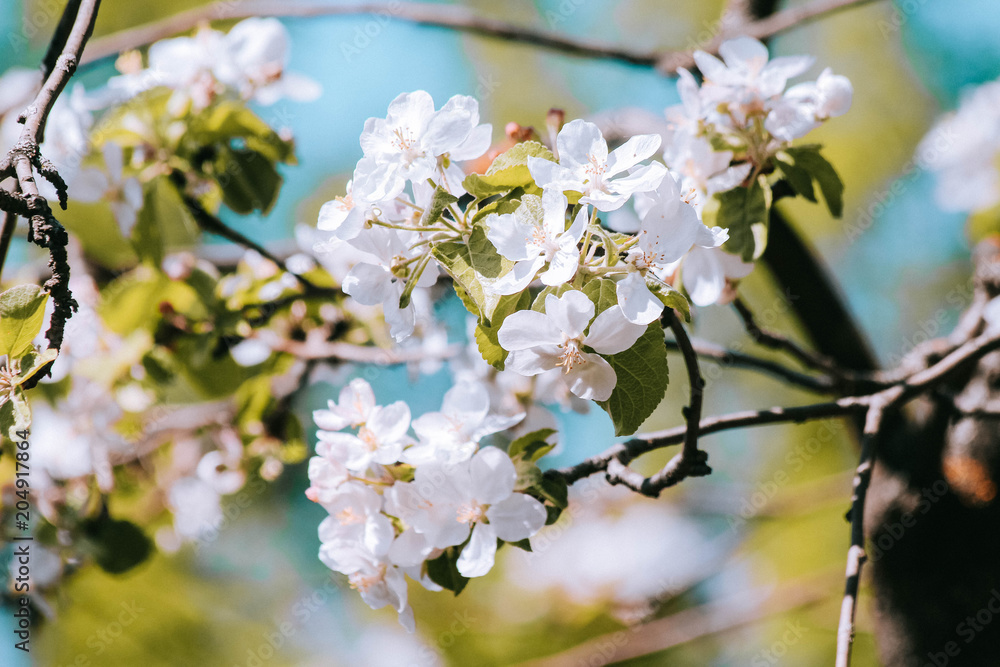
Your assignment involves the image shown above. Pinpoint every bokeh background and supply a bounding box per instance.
[2,0,999,664]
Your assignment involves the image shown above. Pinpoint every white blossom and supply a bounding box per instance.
[527,119,666,211]
[498,290,646,401]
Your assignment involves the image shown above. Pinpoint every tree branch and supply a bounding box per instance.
[0,0,102,349]
[665,337,839,394]
[81,0,882,75]
[181,192,330,296]
[835,398,883,667]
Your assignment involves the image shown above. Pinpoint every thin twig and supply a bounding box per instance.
[181,193,327,295]
[554,329,1000,486]
[81,0,883,75]
[609,311,712,496]
[835,399,883,667]
[665,338,837,394]
[732,297,844,376]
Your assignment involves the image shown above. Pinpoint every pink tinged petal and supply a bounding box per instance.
[72,169,108,203]
[341,378,375,419]
[365,513,395,556]
[585,305,647,354]
[544,290,594,339]
[692,51,734,86]
[490,255,545,295]
[718,36,770,69]
[540,243,579,286]
[102,142,125,181]
[111,201,138,237]
[456,522,498,578]
[450,122,493,161]
[388,528,433,567]
[486,212,537,262]
[119,179,143,213]
[606,133,662,175]
[677,68,702,115]
[695,224,729,248]
[764,55,815,82]
[556,119,608,171]
[385,90,435,134]
[683,247,726,307]
[566,352,617,401]
[369,401,411,444]
[610,162,668,200]
[343,262,392,305]
[580,190,630,213]
[527,156,577,191]
[616,272,664,325]
[719,248,754,280]
[419,504,472,549]
[817,68,853,117]
[706,163,752,195]
[540,188,570,237]
[443,382,490,424]
[487,493,547,542]
[498,309,563,350]
[640,200,701,265]
[505,347,561,376]
[472,412,525,441]
[469,446,516,504]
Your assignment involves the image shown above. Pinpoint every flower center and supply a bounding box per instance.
[584,154,608,191]
[456,500,487,524]
[358,426,379,452]
[349,566,386,593]
[336,507,365,526]
[392,127,423,164]
[557,336,586,373]
[336,192,354,212]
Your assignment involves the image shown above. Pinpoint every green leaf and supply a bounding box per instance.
[425,548,470,595]
[508,538,533,552]
[597,321,670,436]
[420,186,460,226]
[652,283,691,322]
[530,283,575,312]
[582,278,618,314]
[0,285,49,360]
[784,145,844,217]
[508,428,557,460]
[536,475,569,509]
[133,177,201,266]
[474,289,531,370]
[431,225,512,322]
[194,102,294,164]
[545,505,563,525]
[774,154,816,202]
[16,348,59,390]
[81,515,153,575]
[717,177,770,262]
[215,147,283,215]
[462,141,555,198]
[6,387,30,442]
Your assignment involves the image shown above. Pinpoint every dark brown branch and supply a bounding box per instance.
[0,0,102,349]
[81,0,882,75]
[181,193,329,296]
[665,338,838,394]
[732,296,844,376]
[554,329,1000,487]
[553,398,867,486]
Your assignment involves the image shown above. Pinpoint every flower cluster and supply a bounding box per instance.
[309,38,854,626]
[102,17,320,111]
[305,378,547,630]
[920,76,1000,215]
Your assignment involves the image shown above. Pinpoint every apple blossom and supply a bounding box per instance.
[497,290,647,401]
[527,119,666,211]
[487,189,587,294]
